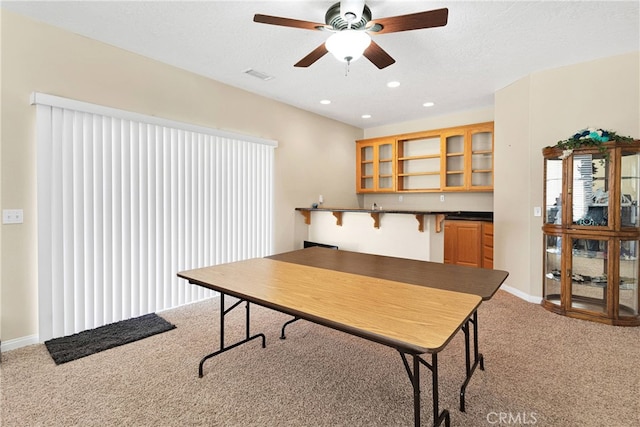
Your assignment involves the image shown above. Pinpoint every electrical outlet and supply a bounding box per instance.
[440,194,445,202]
[3,209,24,224]
[398,195,403,202]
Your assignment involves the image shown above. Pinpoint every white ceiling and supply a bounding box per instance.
[3,0,639,128]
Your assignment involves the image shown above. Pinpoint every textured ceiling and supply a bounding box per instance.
[3,0,639,128]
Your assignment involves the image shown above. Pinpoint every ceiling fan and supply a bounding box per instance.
[253,0,448,69]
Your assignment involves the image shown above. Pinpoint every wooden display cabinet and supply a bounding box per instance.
[542,140,640,326]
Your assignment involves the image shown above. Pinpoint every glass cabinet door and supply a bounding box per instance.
[545,156,563,225]
[619,150,640,227]
[619,239,639,317]
[356,141,395,192]
[543,234,562,306]
[444,133,464,188]
[570,237,609,314]
[377,142,394,191]
[358,144,374,190]
[470,130,493,187]
[571,153,608,227]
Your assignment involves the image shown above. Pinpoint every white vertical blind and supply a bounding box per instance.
[34,93,276,341]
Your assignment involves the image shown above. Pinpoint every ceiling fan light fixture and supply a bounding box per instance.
[325,30,371,63]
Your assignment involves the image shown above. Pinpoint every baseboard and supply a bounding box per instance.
[1,334,40,352]
[501,284,543,304]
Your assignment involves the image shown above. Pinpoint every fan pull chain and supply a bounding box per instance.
[345,18,353,76]
[345,59,352,76]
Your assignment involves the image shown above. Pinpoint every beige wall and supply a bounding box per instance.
[0,10,362,343]
[495,51,640,299]
[363,106,495,138]
[494,75,532,299]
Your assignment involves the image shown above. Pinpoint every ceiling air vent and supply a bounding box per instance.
[243,68,274,81]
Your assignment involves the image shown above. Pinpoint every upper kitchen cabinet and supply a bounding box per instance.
[442,122,494,192]
[356,122,494,194]
[355,137,395,193]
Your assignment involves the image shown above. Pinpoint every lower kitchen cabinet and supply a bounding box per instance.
[444,220,493,268]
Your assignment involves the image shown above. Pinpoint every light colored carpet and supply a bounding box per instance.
[1,290,639,426]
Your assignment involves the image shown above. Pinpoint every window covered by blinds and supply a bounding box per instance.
[33,93,276,341]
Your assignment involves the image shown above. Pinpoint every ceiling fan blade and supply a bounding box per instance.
[254,14,327,31]
[367,8,448,34]
[363,41,395,69]
[294,44,329,67]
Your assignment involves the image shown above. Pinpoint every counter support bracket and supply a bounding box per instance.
[333,211,343,226]
[299,210,311,225]
[435,214,446,233]
[370,212,381,228]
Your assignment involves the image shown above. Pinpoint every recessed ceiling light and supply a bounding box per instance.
[423,102,435,107]
[320,99,331,105]
[361,114,371,119]
[387,81,400,88]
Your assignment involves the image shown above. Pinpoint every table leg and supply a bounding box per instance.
[399,352,450,427]
[459,310,484,411]
[198,293,267,378]
[430,353,451,427]
[413,355,421,427]
[279,316,300,339]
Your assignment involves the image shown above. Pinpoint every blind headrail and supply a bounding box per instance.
[30,92,278,148]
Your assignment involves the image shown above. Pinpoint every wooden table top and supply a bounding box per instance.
[268,247,509,300]
[178,258,482,354]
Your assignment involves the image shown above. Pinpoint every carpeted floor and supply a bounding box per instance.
[1,290,639,426]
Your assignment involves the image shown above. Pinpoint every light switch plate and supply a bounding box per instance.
[3,209,24,224]
[533,206,542,217]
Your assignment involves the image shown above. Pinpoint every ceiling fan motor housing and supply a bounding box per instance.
[325,2,372,30]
